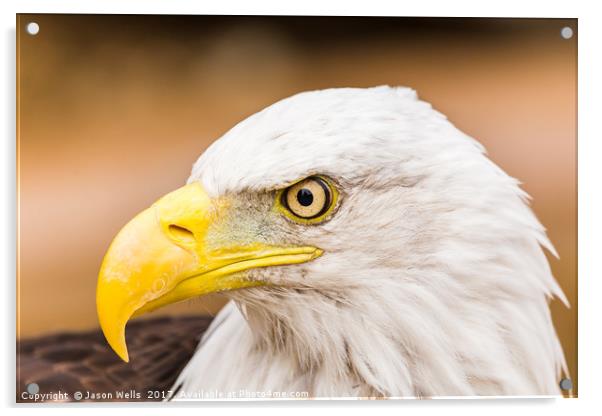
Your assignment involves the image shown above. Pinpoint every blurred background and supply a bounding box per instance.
[17,15,577,392]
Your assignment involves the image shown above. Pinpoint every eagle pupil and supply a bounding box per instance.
[297,188,314,206]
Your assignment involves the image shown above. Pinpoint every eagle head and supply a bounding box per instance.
[97,86,567,396]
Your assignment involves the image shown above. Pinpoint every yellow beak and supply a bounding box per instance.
[96,182,322,362]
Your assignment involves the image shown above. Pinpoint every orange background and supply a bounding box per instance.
[17,15,577,392]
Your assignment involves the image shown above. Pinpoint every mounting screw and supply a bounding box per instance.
[560,26,573,40]
[26,22,40,36]
[559,378,573,390]
[26,383,39,394]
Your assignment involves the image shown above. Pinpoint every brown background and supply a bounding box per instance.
[17,15,577,393]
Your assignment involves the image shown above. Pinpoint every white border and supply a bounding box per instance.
[3,1,601,415]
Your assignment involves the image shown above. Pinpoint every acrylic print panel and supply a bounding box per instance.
[16,14,577,402]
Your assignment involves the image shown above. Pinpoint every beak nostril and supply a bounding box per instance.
[168,224,195,245]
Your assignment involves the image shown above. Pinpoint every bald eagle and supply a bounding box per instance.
[96,86,568,398]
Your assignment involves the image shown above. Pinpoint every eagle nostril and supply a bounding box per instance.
[168,224,195,245]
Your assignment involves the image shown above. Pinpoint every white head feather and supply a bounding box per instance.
[172,86,567,398]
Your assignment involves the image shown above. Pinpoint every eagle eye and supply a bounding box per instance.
[278,176,337,223]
